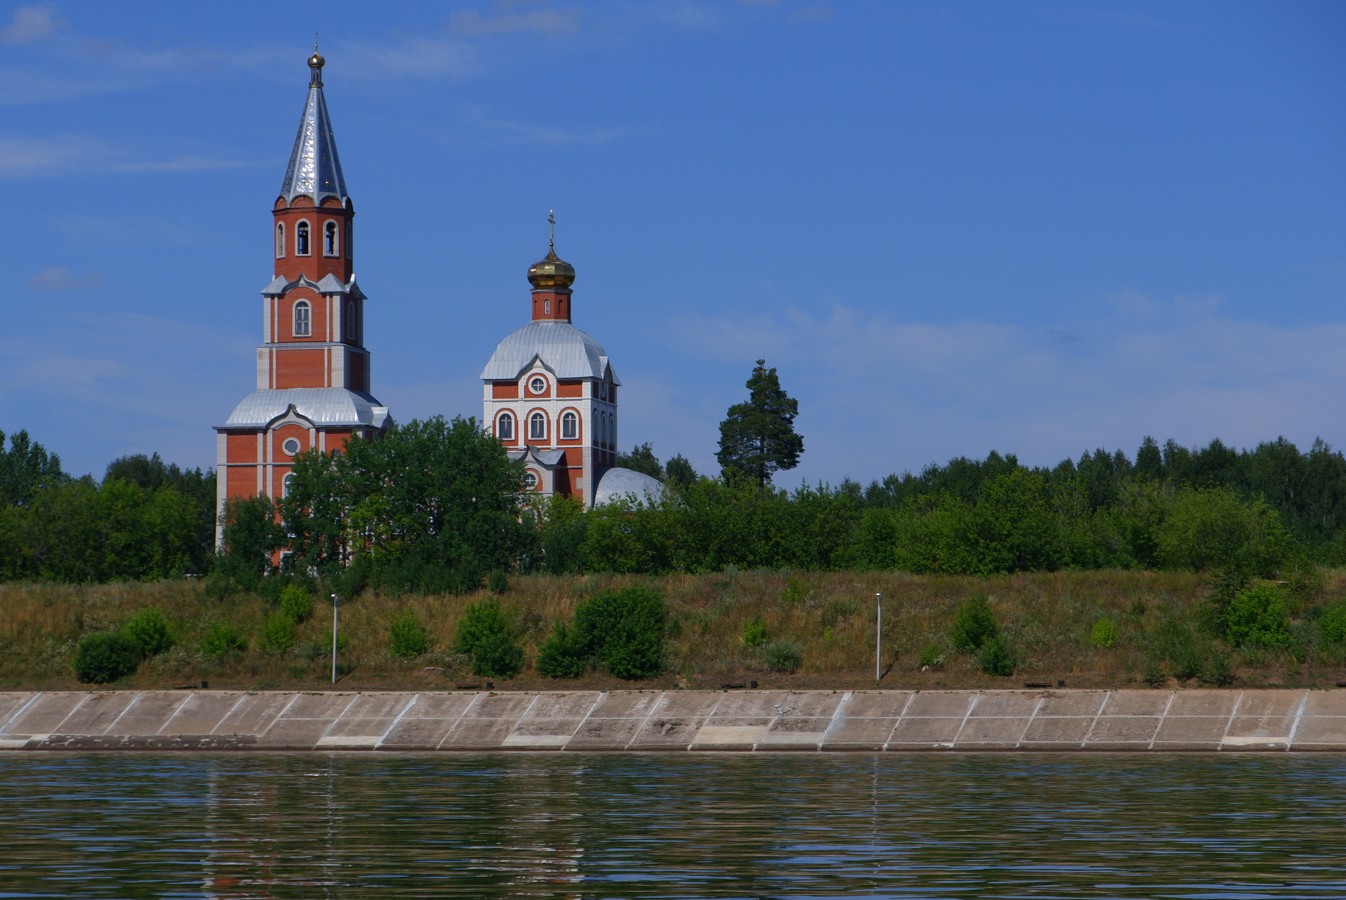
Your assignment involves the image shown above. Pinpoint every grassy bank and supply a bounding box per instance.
[2,569,1344,692]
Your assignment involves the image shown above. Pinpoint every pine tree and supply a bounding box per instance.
[716,359,804,488]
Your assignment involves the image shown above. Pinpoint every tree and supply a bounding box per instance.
[615,442,664,479]
[716,358,804,488]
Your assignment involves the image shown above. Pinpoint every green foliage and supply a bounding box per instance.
[740,617,767,648]
[487,570,509,594]
[536,621,589,679]
[73,631,141,683]
[1225,583,1290,650]
[717,358,804,488]
[1319,600,1346,646]
[951,594,998,652]
[780,577,806,605]
[918,644,945,669]
[1090,618,1119,650]
[574,586,666,679]
[978,634,1018,676]
[389,610,432,658]
[218,495,284,588]
[1158,487,1290,576]
[454,598,523,678]
[615,442,664,480]
[123,608,174,657]
[763,638,803,673]
[535,495,589,575]
[664,454,698,491]
[278,584,314,624]
[259,611,297,655]
[201,623,246,660]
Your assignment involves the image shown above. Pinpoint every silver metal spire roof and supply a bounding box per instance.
[279,53,348,205]
[480,321,620,383]
[218,388,389,430]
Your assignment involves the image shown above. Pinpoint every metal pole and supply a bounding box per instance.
[331,593,339,684]
[875,592,882,683]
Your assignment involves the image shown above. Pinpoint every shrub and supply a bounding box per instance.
[260,611,296,655]
[537,621,589,679]
[202,623,246,660]
[278,585,314,625]
[389,611,432,658]
[574,586,666,680]
[1090,618,1118,649]
[978,634,1017,676]
[487,570,509,594]
[918,644,945,669]
[73,632,140,684]
[741,617,767,648]
[780,577,806,605]
[1225,583,1289,650]
[454,599,523,678]
[1319,601,1346,646]
[124,608,174,657]
[764,639,803,674]
[951,594,998,652]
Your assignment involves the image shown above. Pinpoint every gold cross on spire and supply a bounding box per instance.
[548,209,556,252]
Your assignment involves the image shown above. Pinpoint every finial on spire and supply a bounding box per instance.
[548,209,556,252]
[308,35,325,85]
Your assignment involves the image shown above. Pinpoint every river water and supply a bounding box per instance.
[1,752,1343,898]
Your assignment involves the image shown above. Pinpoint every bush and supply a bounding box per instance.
[73,632,141,684]
[278,585,314,624]
[537,621,589,679]
[741,617,767,648]
[1225,583,1289,650]
[1319,600,1346,646]
[487,570,509,594]
[978,634,1017,676]
[259,612,296,655]
[454,599,523,678]
[389,611,432,658]
[918,644,945,669]
[124,608,174,657]
[764,639,803,674]
[1090,618,1118,649]
[202,623,246,659]
[574,586,666,680]
[951,594,998,652]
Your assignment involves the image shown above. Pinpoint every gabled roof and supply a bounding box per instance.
[481,321,619,383]
[217,388,389,431]
[260,273,365,300]
[279,54,348,206]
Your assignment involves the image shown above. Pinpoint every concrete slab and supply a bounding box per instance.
[280,692,359,719]
[523,692,602,720]
[1167,691,1238,717]
[566,717,647,750]
[1036,692,1107,717]
[1021,716,1094,746]
[1288,715,1346,748]
[256,717,337,749]
[214,692,295,735]
[0,692,84,736]
[1085,715,1162,747]
[1235,690,1306,719]
[461,692,538,719]
[821,715,898,750]
[105,692,188,735]
[1099,691,1170,716]
[757,727,826,749]
[888,716,964,748]
[773,692,846,719]
[841,691,913,718]
[1151,716,1227,749]
[168,691,247,735]
[587,691,663,719]
[510,718,584,739]
[0,693,36,730]
[1226,713,1297,742]
[691,724,769,749]
[379,715,458,750]
[970,692,1041,717]
[1301,691,1346,716]
[956,717,1032,748]
[441,715,519,749]
[905,692,976,718]
[709,692,792,719]
[629,716,704,749]
[57,692,138,735]
[342,692,418,720]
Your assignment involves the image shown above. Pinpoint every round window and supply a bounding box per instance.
[529,376,546,394]
[524,471,539,489]
[282,437,302,456]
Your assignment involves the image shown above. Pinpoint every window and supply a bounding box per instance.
[543,299,551,316]
[561,411,578,440]
[294,300,311,337]
[497,411,514,441]
[276,223,286,258]
[345,223,352,258]
[599,411,607,445]
[346,301,357,342]
[282,437,301,456]
[529,376,546,395]
[600,380,608,401]
[296,221,311,256]
[282,472,296,498]
[524,471,539,490]
[529,411,547,441]
[324,221,338,256]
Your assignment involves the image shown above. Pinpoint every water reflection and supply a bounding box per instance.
[1,753,1344,898]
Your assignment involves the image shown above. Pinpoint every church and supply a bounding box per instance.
[216,53,660,532]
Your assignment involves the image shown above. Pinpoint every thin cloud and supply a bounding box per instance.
[448,7,581,37]
[27,266,102,291]
[0,3,66,46]
[114,156,247,173]
[458,112,625,146]
[0,136,104,176]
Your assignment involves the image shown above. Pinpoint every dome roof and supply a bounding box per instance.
[594,467,666,507]
[527,247,576,290]
[480,321,619,383]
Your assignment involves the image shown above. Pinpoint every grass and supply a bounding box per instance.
[2,569,1344,691]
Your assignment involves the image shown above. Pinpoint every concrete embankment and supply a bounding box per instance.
[2,688,1345,752]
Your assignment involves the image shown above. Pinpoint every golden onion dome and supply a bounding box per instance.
[309,51,325,70]
[527,247,576,290]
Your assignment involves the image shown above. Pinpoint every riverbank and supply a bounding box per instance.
[3,688,1345,752]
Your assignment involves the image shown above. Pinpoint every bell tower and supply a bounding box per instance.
[215,53,390,539]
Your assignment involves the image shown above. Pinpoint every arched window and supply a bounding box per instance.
[561,411,578,440]
[276,223,286,258]
[282,472,296,498]
[324,221,338,256]
[529,411,547,441]
[599,411,607,445]
[345,301,357,342]
[294,300,311,337]
[543,299,551,316]
[296,221,311,256]
[524,471,539,490]
[497,411,514,441]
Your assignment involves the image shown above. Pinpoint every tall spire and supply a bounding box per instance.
[279,51,348,205]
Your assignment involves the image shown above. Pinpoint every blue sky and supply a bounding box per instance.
[3,1,1344,487]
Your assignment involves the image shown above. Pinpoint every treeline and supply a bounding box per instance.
[0,431,216,582]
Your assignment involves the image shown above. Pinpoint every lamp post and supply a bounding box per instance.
[875,592,882,684]
[331,593,339,684]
